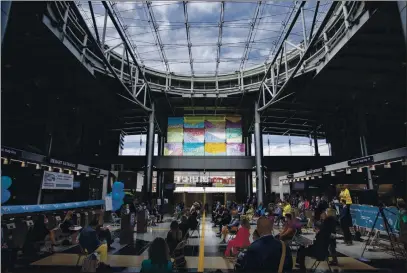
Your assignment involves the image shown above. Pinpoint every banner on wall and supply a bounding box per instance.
[183,143,204,156]
[205,128,226,143]
[184,128,205,143]
[205,143,226,156]
[164,143,183,156]
[41,171,74,190]
[227,143,245,156]
[226,128,242,143]
[184,116,205,128]
[349,204,399,233]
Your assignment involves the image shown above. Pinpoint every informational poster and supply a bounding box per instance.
[105,196,113,211]
[42,171,74,190]
[183,143,204,156]
[205,143,226,156]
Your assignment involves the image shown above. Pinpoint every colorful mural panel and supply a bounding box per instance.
[184,128,205,143]
[167,128,183,143]
[183,143,205,156]
[184,116,205,128]
[164,143,183,156]
[226,116,242,128]
[226,128,243,143]
[227,143,245,156]
[205,128,226,143]
[205,143,226,156]
[205,116,226,129]
[168,117,183,128]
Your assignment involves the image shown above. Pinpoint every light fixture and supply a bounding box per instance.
[331,172,335,176]
[357,167,362,173]
[318,175,322,179]
[86,173,90,177]
[36,164,41,170]
[21,161,26,167]
[68,170,72,175]
[384,162,391,169]
[402,159,407,166]
[48,166,52,172]
[301,178,304,181]
[59,168,63,173]
[346,169,351,174]
[306,177,310,180]
[76,171,81,176]
[369,165,376,171]
[311,176,315,180]
[3,158,9,165]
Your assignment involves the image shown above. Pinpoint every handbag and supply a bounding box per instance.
[81,253,99,272]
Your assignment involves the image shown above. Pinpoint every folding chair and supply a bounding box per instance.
[111,213,121,228]
[190,222,200,238]
[310,256,333,273]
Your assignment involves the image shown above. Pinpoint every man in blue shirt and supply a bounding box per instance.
[236,217,293,272]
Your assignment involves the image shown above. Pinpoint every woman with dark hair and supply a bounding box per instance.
[179,216,189,239]
[23,214,57,253]
[141,238,172,273]
[166,221,182,255]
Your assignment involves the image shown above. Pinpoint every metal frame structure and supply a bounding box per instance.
[66,1,365,96]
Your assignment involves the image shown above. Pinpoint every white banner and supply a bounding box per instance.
[42,171,74,190]
[105,196,113,211]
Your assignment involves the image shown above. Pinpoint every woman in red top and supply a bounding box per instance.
[224,217,251,256]
[304,198,310,210]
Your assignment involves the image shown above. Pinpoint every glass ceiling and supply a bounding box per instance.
[78,1,332,76]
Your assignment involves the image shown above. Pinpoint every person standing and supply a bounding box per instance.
[339,199,353,245]
[396,198,407,252]
[339,185,352,205]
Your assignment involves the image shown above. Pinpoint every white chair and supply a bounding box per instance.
[111,213,121,228]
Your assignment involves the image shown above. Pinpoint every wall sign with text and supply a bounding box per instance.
[42,171,74,190]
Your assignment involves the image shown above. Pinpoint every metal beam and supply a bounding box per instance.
[258,2,338,111]
[87,2,100,45]
[145,1,170,73]
[183,1,194,75]
[240,1,263,71]
[215,2,225,76]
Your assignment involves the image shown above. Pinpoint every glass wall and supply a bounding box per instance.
[252,134,331,156]
[119,134,158,156]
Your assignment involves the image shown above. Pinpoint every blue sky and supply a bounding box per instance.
[78,1,331,76]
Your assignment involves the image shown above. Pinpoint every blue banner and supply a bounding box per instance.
[335,204,399,233]
[1,200,104,215]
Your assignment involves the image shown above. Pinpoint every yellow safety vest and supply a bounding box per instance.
[340,189,352,204]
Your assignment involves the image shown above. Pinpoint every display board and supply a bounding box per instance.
[183,143,205,156]
[227,143,245,156]
[42,171,74,190]
[164,143,183,156]
[184,128,205,143]
[205,143,226,156]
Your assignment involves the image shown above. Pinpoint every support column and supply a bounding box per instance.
[156,135,163,199]
[102,175,108,200]
[144,103,155,200]
[254,102,264,204]
[397,2,406,45]
[313,131,320,156]
[247,172,253,198]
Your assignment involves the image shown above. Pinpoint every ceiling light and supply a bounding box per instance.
[384,162,391,168]
[306,177,310,180]
[36,164,41,170]
[346,169,351,175]
[3,158,9,165]
[357,167,362,173]
[369,165,376,171]
[48,166,52,172]
[86,173,89,177]
[331,172,335,176]
[311,176,315,180]
[318,175,322,179]
[21,161,26,167]
[76,171,81,176]
[68,170,72,175]
[402,159,407,166]
[301,178,304,181]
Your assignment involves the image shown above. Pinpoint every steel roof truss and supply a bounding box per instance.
[183,1,194,76]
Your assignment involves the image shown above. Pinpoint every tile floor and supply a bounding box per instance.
[23,215,406,272]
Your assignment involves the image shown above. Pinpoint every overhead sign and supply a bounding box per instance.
[305,167,325,175]
[196,182,213,187]
[286,174,294,179]
[49,158,76,169]
[1,147,22,158]
[42,171,74,190]
[89,167,101,174]
[348,156,374,167]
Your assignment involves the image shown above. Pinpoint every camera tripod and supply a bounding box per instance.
[360,206,405,261]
